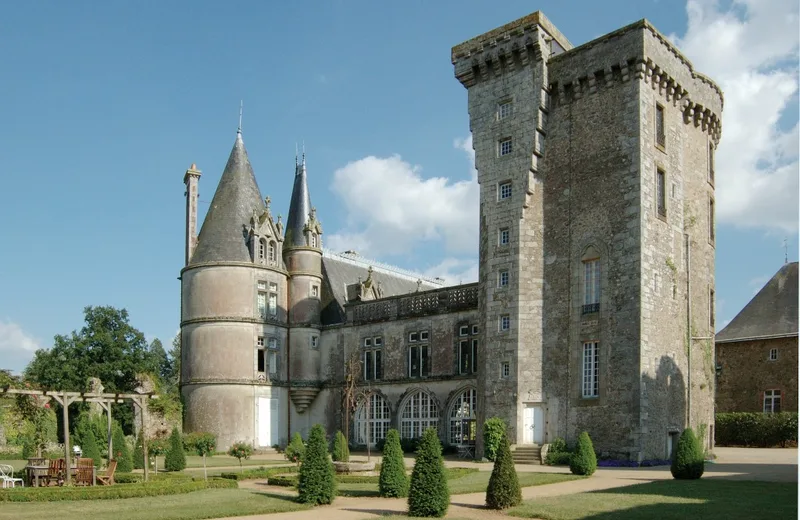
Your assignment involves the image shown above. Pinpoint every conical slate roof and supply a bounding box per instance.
[716,262,798,343]
[190,131,265,264]
[285,156,311,248]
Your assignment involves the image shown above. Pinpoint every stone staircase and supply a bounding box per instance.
[512,445,542,465]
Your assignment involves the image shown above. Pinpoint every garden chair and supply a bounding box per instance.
[43,458,66,486]
[0,464,24,488]
[75,458,94,486]
[96,459,117,486]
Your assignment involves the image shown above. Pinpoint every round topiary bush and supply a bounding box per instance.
[483,417,506,462]
[485,431,522,509]
[164,427,186,472]
[407,427,449,518]
[332,430,350,463]
[671,427,705,480]
[379,429,409,498]
[297,424,336,505]
[570,431,597,476]
[285,432,306,467]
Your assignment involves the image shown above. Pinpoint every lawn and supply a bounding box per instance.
[507,479,798,520]
[159,455,286,468]
[336,470,582,497]
[0,488,310,520]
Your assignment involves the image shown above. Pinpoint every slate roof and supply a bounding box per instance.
[191,131,265,264]
[320,250,443,324]
[716,262,799,343]
[285,158,311,248]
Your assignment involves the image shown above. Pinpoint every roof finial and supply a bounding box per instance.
[238,100,243,134]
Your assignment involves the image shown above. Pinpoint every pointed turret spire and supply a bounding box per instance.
[285,147,312,248]
[190,128,265,264]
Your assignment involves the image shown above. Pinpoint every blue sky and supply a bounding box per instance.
[0,0,797,373]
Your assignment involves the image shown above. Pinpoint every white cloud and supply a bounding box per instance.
[748,274,770,295]
[673,0,799,232]
[423,257,479,286]
[327,137,479,256]
[0,320,43,375]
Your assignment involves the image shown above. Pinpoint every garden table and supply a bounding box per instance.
[25,464,96,486]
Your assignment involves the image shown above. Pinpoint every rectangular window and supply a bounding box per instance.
[583,259,600,313]
[268,283,278,316]
[769,348,778,361]
[364,337,372,347]
[656,168,667,218]
[499,138,513,156]
[501,361,510,378]
[582,341,599,398]
[498,270,509,287]
[499,315,510,331]
[311,285,319,298]
[408,345,429,378]
[459,340,470,375]
[764,390,781,413]
[374,336,382,347]
[409,331,419,342]
[709,198,715,244]
[499,228,510,245]
[709,288,715,329]
[419,330,429,342]
[257,281,266,291]
[471,325,479,335]
[268,337,278,350]
[498,182,512,200]
[268,351,277,375]
[499,101,513,119]
[310,336,318,349]
[709,143,715,184]
[257,348,265,372]
[257,292,267,319]
[459,325,469,336]
[363,349,383,381]
[655,104,665,148]
[257,336,265,348]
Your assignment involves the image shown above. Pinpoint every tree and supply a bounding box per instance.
[341,350,361,444]
[671,427,705,479]
[133,430,145,470]
[408,427,449,518]
[164,427,186,472]
[483,417,506,462]
[112,422,133,472]
[297,424,336,505]
[332,430,350,462]
[80,423,103,467]
[285,432,306,467]
[379,429,409,498]
[194,433,216,480]
[485,431,521,509]
[148,339,170,383]
[228,442,253,473]
[570,431,598,476]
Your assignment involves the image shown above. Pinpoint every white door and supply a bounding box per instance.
[523,405,544,444]
[269,398,279,446]
[258,398,280,447]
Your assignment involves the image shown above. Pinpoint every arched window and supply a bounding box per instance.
[400,390,439,440]
[354,394,390,447]
[268,241,276,264]
[449,388,477,446]
[258,239,266,261]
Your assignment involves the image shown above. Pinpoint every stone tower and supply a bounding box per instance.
[180,128,289,449]
[453,12,721,460]
[283,152,324,435]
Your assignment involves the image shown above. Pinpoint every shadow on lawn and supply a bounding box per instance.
[250,490,305,504]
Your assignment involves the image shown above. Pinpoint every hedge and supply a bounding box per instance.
[0,477,236,502]
[220,466,298,481]
[715,412,798,447]
[266,467,477,488]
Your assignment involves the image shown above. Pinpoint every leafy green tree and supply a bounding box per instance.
[483,417,506,461]
[112,422,133,472]
[285,432,306,467]
[133,430,145,470]
[485,431,521,509]
[194,433,216,480]
[332,430,350,462]
[379,429,409,498]
[671,428,705,479]
[227,442,253,473]
[408,427,449,517]
[164,427,186,471]
[570,431,597,476]
[297,424,336,505]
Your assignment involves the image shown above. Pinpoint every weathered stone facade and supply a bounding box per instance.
[180,11,722,461]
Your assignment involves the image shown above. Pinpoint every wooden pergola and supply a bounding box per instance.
[0,388,158,484]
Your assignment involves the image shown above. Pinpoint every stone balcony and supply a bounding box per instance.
[346,283,479,324]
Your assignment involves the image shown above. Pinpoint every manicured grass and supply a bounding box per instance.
[0,459,27,473]
[0,488,310,520]
[507,479,798,520]
[336,471,581,498]
[158,455,285,468]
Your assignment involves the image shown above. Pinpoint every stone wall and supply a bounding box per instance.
[716,337,798,413]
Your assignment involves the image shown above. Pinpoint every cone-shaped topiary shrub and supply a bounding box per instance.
[285,432,306,467]
[80,425,103,468]
[297,424,336,505]
[332,430,350,462]
[133,430,145,470]
[570,431,597,476]
[408,427,449,517]
[485,431,522,509]
[164,427,187,472]
[379,429,409,498]
[112,422,133,472]
[671,427,705,479]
